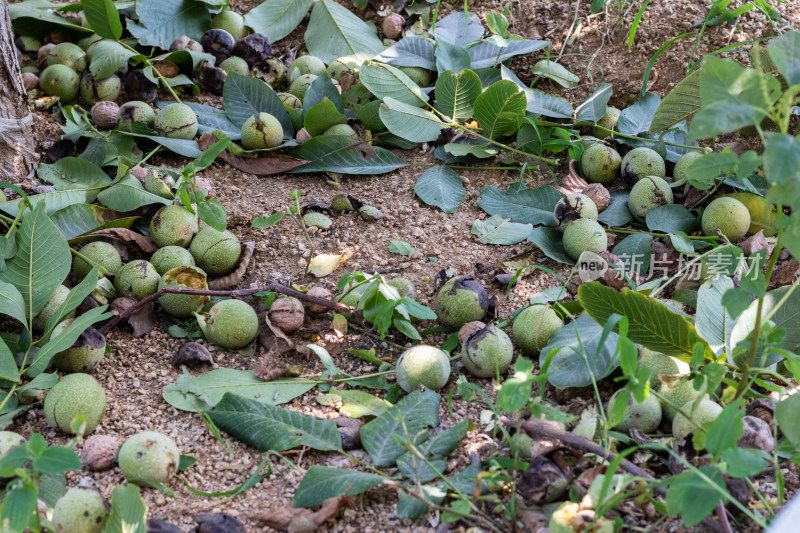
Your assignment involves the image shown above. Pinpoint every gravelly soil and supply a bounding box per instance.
[13,0,800,531]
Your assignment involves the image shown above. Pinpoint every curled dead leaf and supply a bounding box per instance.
[257,312,294,358]
[555,160,589,195]
[70,228,157,253]
[739,230,769,256]
[198,133,308,175]
[256,495,356,532]
[172,342,213,366]
[208,241,255,289]
[109,297,155,337]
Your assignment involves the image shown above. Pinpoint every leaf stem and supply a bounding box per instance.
[607,227,720,240]
[734,229,782,400]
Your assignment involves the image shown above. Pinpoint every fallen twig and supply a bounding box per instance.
[98,282,354,335]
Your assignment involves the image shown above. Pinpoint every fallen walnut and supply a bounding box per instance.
[268,297,305,333]
[81,434,119,472]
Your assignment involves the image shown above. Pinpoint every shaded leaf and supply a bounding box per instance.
[208,393,342,452]
[477,185,564,225]
[288,135,407,174]
[434,69,481,122]
[360,61,428,107]
[293,467,384,508]
[97,174,172,211]
[305,0,383,64]
[650,69,701,133]
[646,204,700,234]
[245,0,314,43]
[128,0,210,49]
[576,83,612,122]
[529,226,573,265]
[473,80,526,139]
[612,234,652,276]
[162,368,316,412]
[414,165,465,214]
[375,37,436,70]
[106,484,148,533]
[379,97,445,143]
[361,388,440,467]
[223,72,293,136]
[471,214,532,245]
[540,315,620,388]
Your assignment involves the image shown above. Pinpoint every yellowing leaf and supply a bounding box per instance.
[725,192,777,237]
[308,253,344,277]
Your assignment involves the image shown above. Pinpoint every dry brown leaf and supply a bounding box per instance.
[257,312,294,357]
[198,133,308,175]
[331,313,348,338]
[208,241,255,289]
[71,228,158,253]
[256,495,356,532]
[740,230,768,255]
[110,297,155,337]
[554,159,589,195]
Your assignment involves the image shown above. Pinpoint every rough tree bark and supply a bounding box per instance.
[0,2,37,182]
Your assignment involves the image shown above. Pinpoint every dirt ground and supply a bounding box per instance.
[13,0,800,531]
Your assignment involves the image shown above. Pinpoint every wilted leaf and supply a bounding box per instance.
[198,133,308,175]
[256,495,356,532]
[69,228,158,253]
[257,312,294,358]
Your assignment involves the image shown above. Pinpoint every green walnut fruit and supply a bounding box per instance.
[151,245,195,275]
[638,348,687,389]
[52,486,110,533]
[592,106,621,138]
[435,276,488,327]
[150,205,199,248]
[324,123,358,140]
[288,55,327,82]
[672,399,723,442]
[628,176,673,221]
[554,193,599,232]
[118,431,180,485]
[158,266,209,318]
[154,103,198,139]
[79,72,121,104]
[326,54,367,81]
[563,218,607,261]
[117,101,155,131]
[203,299,259,349]
[303,212,332,230]
[72,241,122,279]
[701,197,750,242]
[189,227,242,276]
[508,433,534,459]
[673,151,704,184]
[608,390,662,433]
[241,112,283,150]
[33,284,73,331]
[387,278,416,298]
[47,42,86,73]
[219,56,249,76]
[210,9,246,40]
[51,321,106,373]
[396,345,451,392]
[659,379,707,422]
[397,66,431,87]
[581,144,621,185]
[621,147,665,184]
[512,305,563,355]
[44,373,106,434]
[289,74,317,100]
[39,64,80,102]
[0,432,25,459]
[278,92,302,112]
[460,325,514,378]
[114,260,160,300]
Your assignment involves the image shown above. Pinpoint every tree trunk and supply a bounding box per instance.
[0,2,36,183]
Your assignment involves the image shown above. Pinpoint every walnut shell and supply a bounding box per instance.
[128,165,147,184]
[296,127,312,143]
[306,287,332,314]
[582,183,610,212]
[268,297,305,333]
[81,434,119,471]
[382,13,405,40]
[91,101,120,129]
[37,43,56,69]
[152,59,180,79]
[22,72,39,91]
